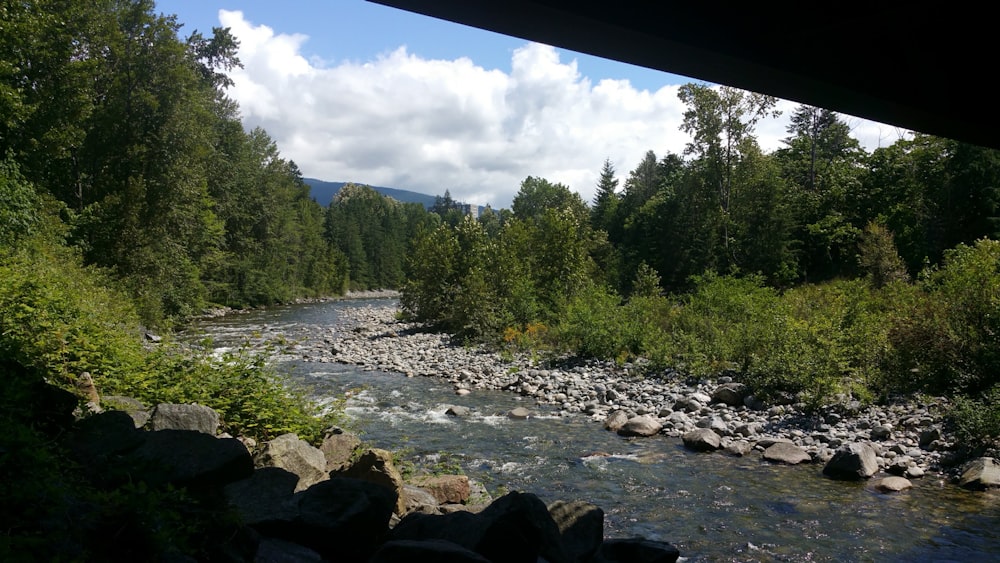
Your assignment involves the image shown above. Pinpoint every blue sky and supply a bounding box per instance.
[155,0,906,208]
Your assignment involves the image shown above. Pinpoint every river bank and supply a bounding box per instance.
[292,303,965,483]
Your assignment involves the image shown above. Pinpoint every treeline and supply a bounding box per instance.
[402,86,1000,450]
[1,0,429,328]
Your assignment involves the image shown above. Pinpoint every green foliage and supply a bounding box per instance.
[138,342,341,444]
[888,238,1000,394]
[858,220,910,288]
[0,158,39,248]
[949,384,1000,456]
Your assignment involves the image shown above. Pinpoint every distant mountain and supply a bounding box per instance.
[303,178,437,209]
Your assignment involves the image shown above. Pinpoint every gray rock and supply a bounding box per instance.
[446,405,472,417]
[959,457,1000,490]
[919,427,942,448]
[875,476,913,493]
[548,500,604,563]
[102,395,150,428]
[823,443,879,480]
[762,442,811,465]
[320,430,361,473]
[724,440,753,457]
[341,448,407,515]
[508,407,532,420]
[712,383,747,407]
[256,433,329,492]
[149,403,220,435]
[128,429,253,489]
[870,425,893,441]
[618,415,662,437]
[224,467,300,525]
[409,474,471,505]
[604,410,629,432]
[288,478,398,561]
[682,428,721,452]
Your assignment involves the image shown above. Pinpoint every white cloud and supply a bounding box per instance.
[218,10,908,209]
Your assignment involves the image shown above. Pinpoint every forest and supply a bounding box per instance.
[2,0,1000,557]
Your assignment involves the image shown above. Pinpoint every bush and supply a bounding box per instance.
[949,384,1000,456]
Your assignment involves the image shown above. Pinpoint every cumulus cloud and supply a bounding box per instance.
[219,10,908,209]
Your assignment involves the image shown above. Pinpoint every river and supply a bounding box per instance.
[184,298,1000,562]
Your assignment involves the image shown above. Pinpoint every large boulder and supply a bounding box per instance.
[618,415,662,437]
[148,403,220,435]
[682,428,721,452]
[762,442,811,465]
[604,410,629,432]
[409,474,471,505]
[256,433,329,492]
[341,448,407,515]
[285,478,398,562]
[959,457,1000,490]
[548,500,604,563]
[126,429,253,489]
[388,491,569,563]
[822,442,878,480]
[102,395,150,428]
[711,383,747,407]
[224,467,300,526]
[320,429,361,472]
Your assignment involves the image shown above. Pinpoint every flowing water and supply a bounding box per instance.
[185,298,1000,562]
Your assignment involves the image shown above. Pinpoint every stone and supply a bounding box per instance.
[870,424,893,441]
[148,403,220,435]
[618,415,662,437]
[102,395,150,428]
[762,442,811,465]
[255,433,329,492]
[548,500,604,563]
[224,467,300,525]
[286,478,398,561]
[711,383,747,407]
[724,440,753,457]
[388,491,569,563]
[599,537,680,563]
[127,429,253,489]
[508,407,532,419]
[402,484,443,515]
[919,427,942,448]
[682,428,721,452]
[75,372,101,405]
[822,443,879,480]
[446,405,471,417]
[604,410,629,432]
[341,448,407,515]
[959,457,1000,490]
[320,429,361,473]
[409,474,471,505]
[875,476,913,493]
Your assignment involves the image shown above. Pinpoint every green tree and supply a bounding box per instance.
[678,83,780,270]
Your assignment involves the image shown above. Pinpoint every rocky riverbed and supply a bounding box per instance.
[283,303,974,485]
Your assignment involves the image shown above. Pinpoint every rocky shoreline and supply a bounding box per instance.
[295,303,997,488]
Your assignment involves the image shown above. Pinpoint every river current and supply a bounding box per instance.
[184,298,1000,562]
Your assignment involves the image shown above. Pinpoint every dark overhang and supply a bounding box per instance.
[370,1,997,150]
